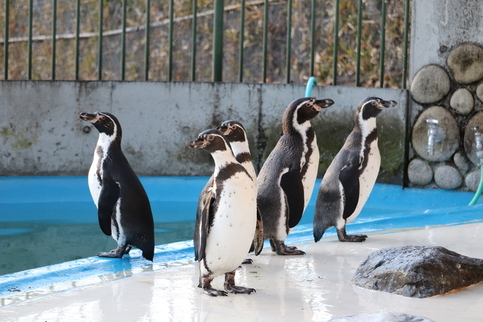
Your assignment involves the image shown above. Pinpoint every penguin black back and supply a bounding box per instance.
[79,111,155,261]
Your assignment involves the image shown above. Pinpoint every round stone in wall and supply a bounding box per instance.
[450,88,474,115]
[407,158,433,186]
[410,65,451,104]
[477,82,483,102]
[447,43,483,84]
[454,152,469,173]
[465,170,481,192]
[411,106,460,162]
[464,111,483,166]
[434,165,462,190]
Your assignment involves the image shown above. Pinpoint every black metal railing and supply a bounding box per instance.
[0,0,411,88]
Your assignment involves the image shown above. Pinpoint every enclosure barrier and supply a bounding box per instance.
[1,0,411,88]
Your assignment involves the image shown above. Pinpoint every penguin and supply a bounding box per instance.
[79,111,155,261]
[217,120,264,258]
[313,97,397,243]
[189,129,257,296]
[257,97,335,255]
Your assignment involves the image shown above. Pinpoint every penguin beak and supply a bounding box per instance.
[217,125,230,135]
[313,98,335,111]
[188,137,208,149]
[379,100,397,109]
[79,112,101,123]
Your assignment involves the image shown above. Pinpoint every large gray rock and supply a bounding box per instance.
[352,246,483,298]
[328,312,433,322]
[447,43,483,84]
[410,65,451,104]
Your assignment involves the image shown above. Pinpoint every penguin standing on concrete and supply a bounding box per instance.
[313,97,397,243]
[189,129,258,296]
[217,120,264,257]
[79,112,155,261]
[257,97,335,255]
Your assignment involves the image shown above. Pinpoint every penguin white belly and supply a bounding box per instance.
[87,153,102,207]
[302,141,319,210]
[348,142,380,223]
[203,174,257,275]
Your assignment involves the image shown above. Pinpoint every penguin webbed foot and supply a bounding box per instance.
[98,249,124,258]
[337,228,367,242]
[224,272,256,295]
[201,276,228,297]
[270,239,305,255]
[241,258,253,265]
[98,245,130,258]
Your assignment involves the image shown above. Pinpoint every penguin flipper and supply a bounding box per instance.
[196,188,215,262]
[97,177,120,236]
[252,207,264,256]
[339,162,360,220]
[280,168,305,228]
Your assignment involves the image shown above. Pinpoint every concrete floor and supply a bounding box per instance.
[1,223,482,321]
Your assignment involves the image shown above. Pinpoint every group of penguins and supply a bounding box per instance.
[79,95,397,297]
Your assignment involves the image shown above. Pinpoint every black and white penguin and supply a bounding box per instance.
[217,120,264,257]
[257,97,335,255]
[79,111,155,261]
[189,129,258,296]
[313,97,397,243]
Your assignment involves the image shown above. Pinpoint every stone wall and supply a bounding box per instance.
[408,0,483,191]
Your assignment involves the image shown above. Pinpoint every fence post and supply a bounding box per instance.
[28,0,33,80]
[4,0,9,80]
[332,0,340,86]
[191,0,197,81]
[98,0,103,80]
[212,0,224,82]
[52,0,57,80]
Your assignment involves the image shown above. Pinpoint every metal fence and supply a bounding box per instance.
[0,0,411,88]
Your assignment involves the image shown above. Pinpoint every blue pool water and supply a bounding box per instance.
[0,176,482,296]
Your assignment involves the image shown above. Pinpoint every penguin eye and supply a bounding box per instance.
[371,100,378,106]
[230,124,237,131]
[207,134,215,142]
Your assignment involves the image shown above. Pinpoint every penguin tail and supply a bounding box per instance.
[142,248,154,261]
[313,227,325,243]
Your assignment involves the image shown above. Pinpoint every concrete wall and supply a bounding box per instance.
[0,81,407,184]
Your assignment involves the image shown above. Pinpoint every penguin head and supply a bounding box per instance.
[357,97,397,121]
[79,112,122,142]
[283,97,335,134]
[217,121,247,143]
[188,129,232,154]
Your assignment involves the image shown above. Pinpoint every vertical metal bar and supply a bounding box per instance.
[238,0,245,82]
[98,0,103,80]
[4,0,9,80]
[309,0,315,76]
[28,0,33,80]
[51,0,57,80]
[262,0,268,83]
[332,0,340,86]
[402,0,410,89]
[379,0,387,88]
[74,0,80,80]
[191,0,197,81]
[144,0,150,81]
[212,0,223,82]
[355,0,362,86]
[285,0,292,84]
[121,0,127,81]
[168,0,174,81]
